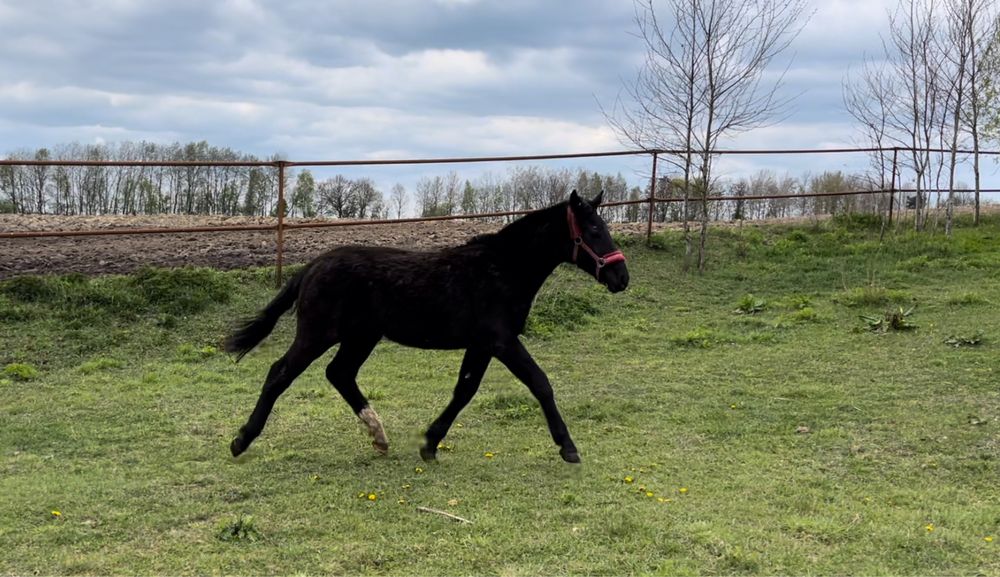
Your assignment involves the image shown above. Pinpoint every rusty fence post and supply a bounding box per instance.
[888,147,899,229]
[646,151,658,246]
[276,161,287,288]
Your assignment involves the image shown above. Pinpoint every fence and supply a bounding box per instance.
[2,146,999,283]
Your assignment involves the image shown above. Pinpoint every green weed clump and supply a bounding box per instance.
[78,357,124,375]
[129,267,234,315]
[671,327,722,348]
[525,284,602,338]
[861,306,917,333]
[3,363,39,381]
[734,294,766,315]
[834,286,911,308]
[944,332,984,348]
[215,515,261,543]
[176,344,220,363]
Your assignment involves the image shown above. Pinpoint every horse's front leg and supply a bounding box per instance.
[495,338,579,463]
[421,347,491,461]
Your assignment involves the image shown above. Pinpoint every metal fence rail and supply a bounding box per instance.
[2,146,995,283]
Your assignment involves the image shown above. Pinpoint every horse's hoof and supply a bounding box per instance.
[372,439,389,455]
[560,448,581,464]
[230,437,246,457]
[419,446,437,462]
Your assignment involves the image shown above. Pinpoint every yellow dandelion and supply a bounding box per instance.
[925,523,935,533]
[730,404,737,409]
[402,483,411,490]
[368,493,377,501]
[357,491,366,498]
[414,467,424,474]
[50,510,61,518]
[679,487,689,494]
[398,498,407,505]
[623,476,634,484]
[645,491,655,498]
[484,452,495,459]
[657,497,672,503]
[984,536,994,543]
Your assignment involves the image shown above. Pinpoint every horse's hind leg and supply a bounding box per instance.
[325,335,386,454]
[231,339,328,457]
[421,348,491,461]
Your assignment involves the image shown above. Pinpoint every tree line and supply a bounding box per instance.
[5,139,973,226]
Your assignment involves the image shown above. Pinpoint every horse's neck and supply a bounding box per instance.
[492,210,567,297]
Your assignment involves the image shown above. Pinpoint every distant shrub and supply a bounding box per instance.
[831,213,883,230]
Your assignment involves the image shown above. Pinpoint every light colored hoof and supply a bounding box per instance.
[359,406,389,454]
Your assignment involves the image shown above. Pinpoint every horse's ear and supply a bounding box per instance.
[569,189,582,208]
[591,190,604,208]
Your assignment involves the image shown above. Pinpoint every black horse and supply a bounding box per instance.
[225,190,629,463]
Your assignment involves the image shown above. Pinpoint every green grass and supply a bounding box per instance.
[2,216,999,575]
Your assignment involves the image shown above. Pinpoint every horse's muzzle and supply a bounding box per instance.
[602,265,629,293]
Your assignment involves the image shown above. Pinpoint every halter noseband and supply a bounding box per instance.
[566,205,626,279]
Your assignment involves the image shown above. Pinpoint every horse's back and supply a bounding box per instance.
[296,244,518,349]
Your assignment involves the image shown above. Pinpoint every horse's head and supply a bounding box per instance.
[566,190,629,293]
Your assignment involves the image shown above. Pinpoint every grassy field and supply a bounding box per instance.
[1,214,998,575]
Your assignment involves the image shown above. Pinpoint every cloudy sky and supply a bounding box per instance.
[0,0,943,192]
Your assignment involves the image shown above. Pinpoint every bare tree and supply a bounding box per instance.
[610,0,809,271]
[390,183,407,218]
[958,0,998,226]
[844,56,897,210]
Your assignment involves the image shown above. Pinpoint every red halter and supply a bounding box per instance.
[566,205,626,279]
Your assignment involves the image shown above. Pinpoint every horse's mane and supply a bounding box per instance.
[466,202,565,248]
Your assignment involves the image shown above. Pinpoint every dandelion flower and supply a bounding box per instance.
[985,536,994,543]
[645,491,655,498]
[398,498,407,505]
[414,467,424,474]
[402,483,411,490]
[484,452,495,459]
[50,510,61,518]
[358,491,366,499]
[925,523,935,533]
[657,497,672,504]
[679,487,688,494]
[368,493,377,501]
[623,476,634,484]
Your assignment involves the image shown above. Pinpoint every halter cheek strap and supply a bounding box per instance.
[566,205,626,279]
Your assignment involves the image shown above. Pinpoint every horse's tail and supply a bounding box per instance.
[224,265,309,362]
